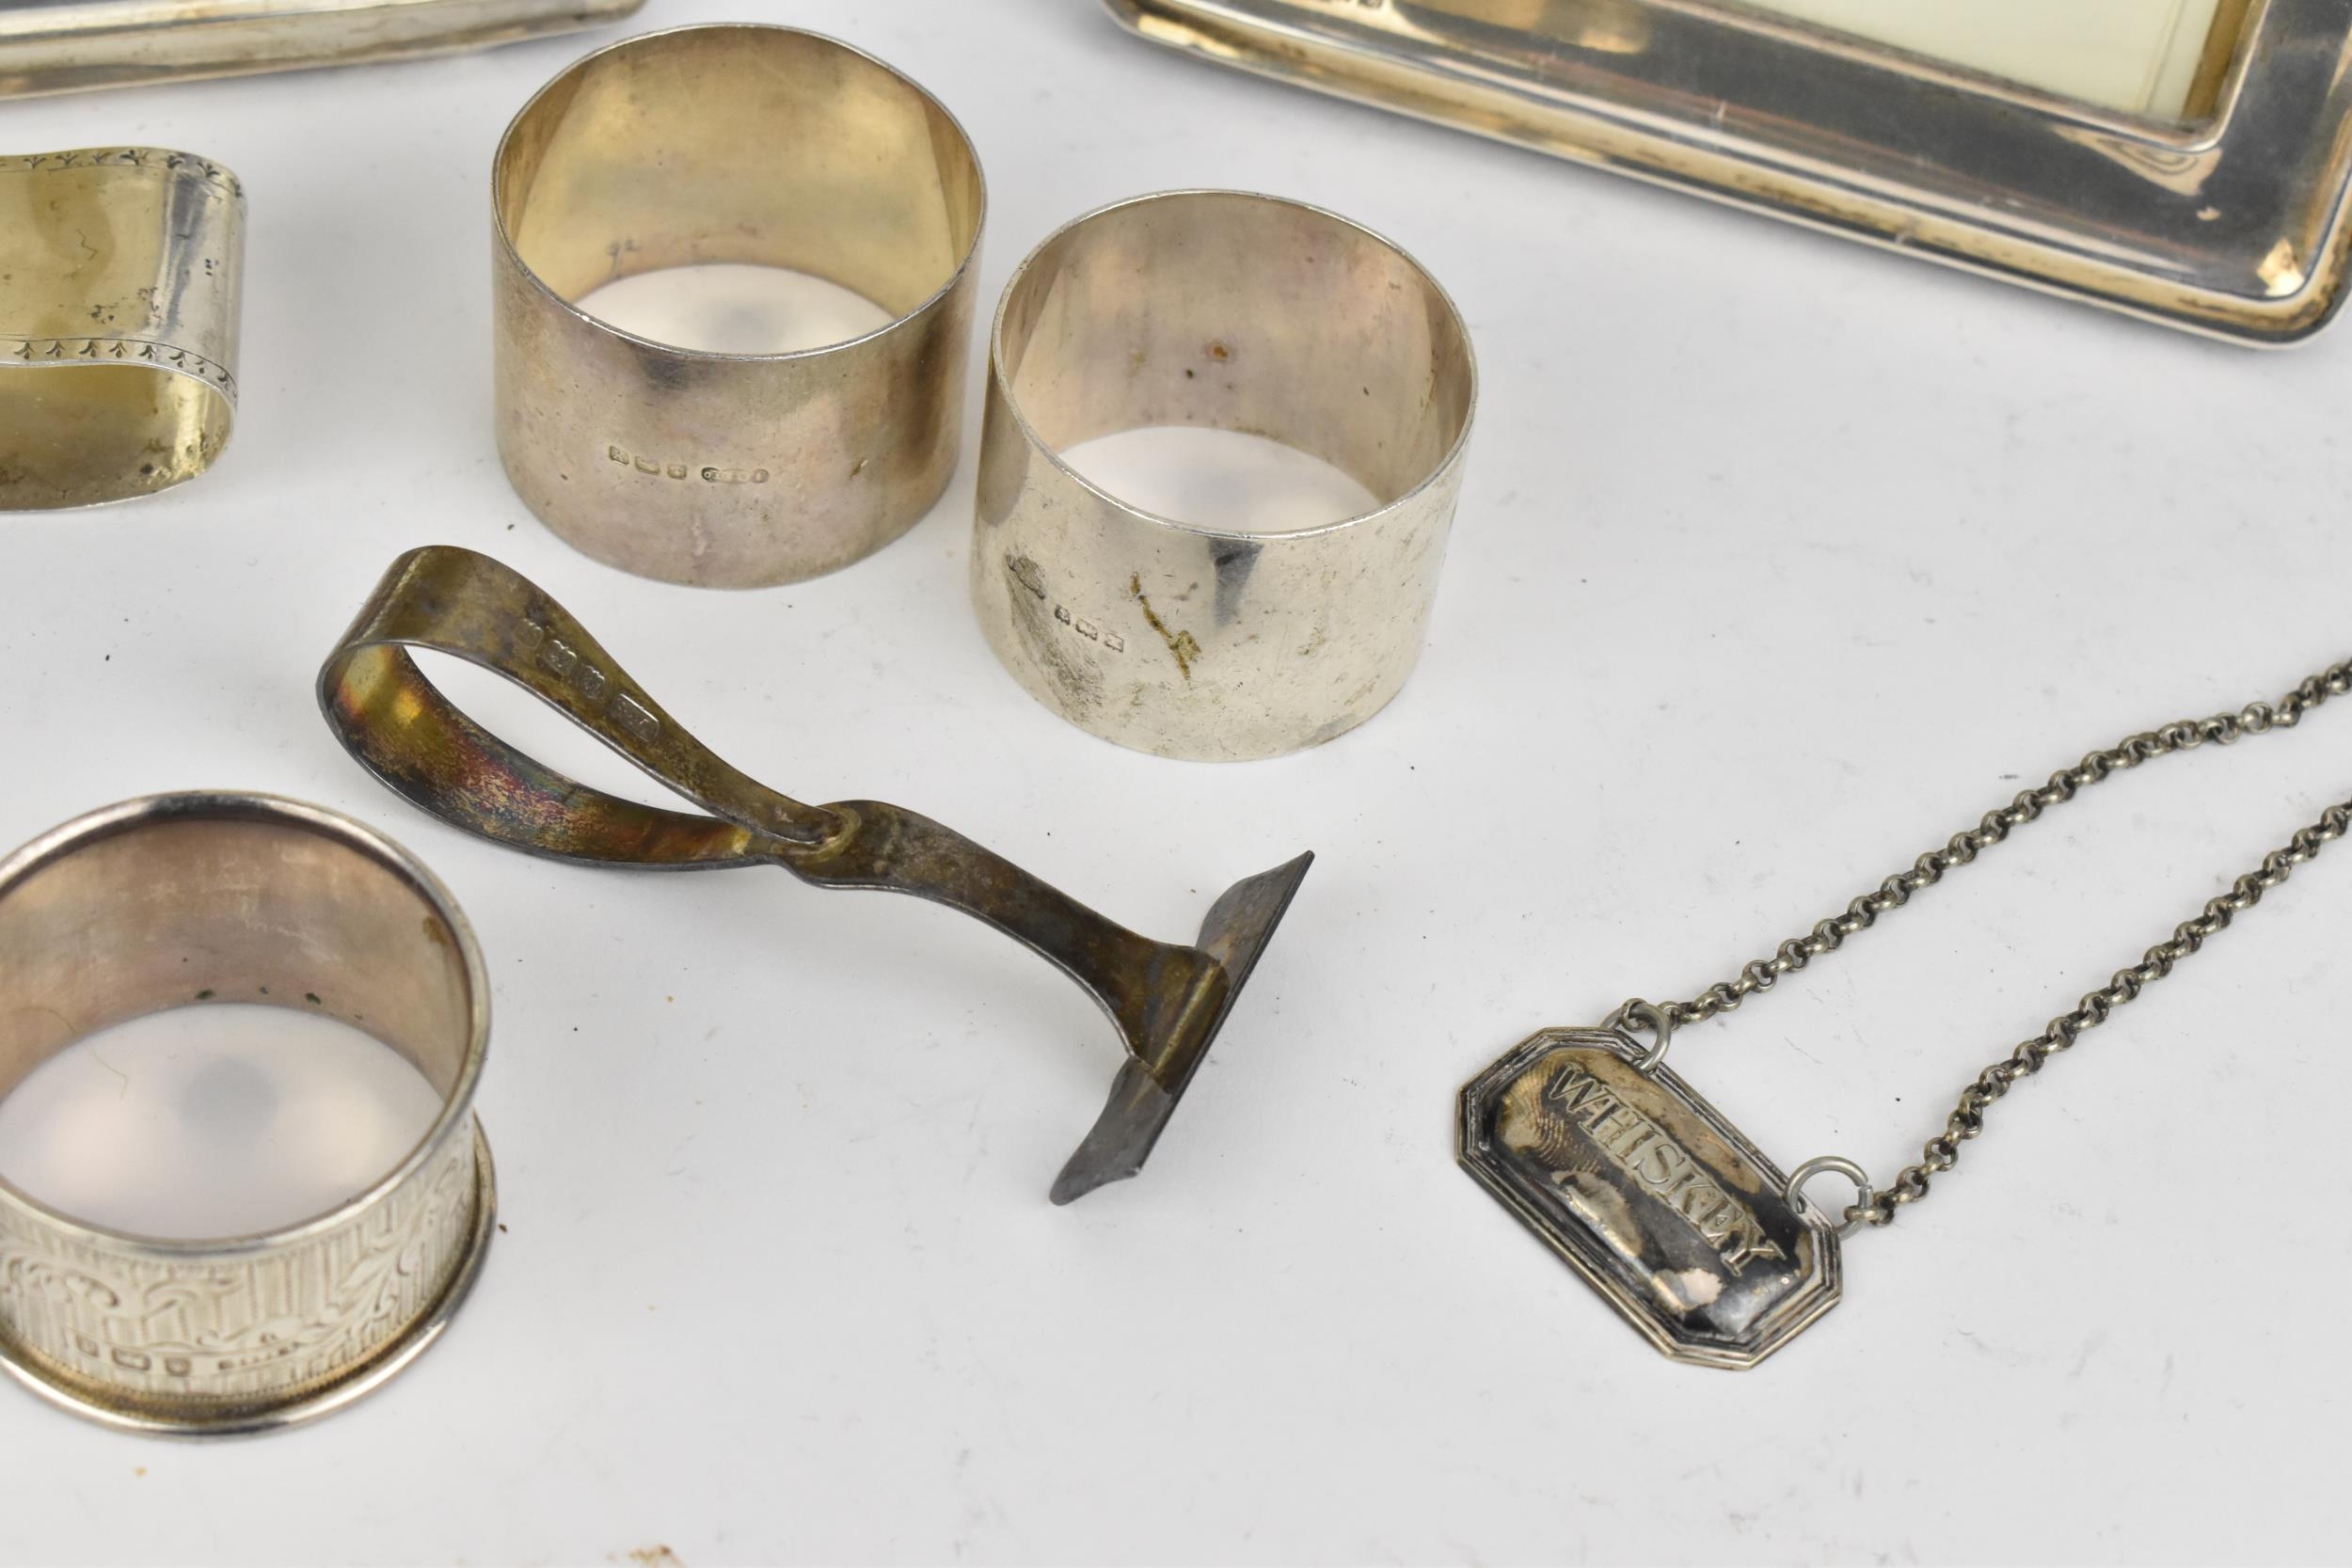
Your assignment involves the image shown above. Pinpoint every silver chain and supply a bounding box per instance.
[1609,655,2352,1231]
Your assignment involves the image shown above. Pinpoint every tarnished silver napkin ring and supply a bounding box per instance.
[974,190,1476,761]
[0,794,497,1434]
[494,24,986,587]
[1,148,246,510]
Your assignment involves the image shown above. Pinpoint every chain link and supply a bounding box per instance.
[1640,656,2352,1229]
[1853,789,2352,1226]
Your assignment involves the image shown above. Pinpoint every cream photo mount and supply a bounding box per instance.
[1104,0,2352,343]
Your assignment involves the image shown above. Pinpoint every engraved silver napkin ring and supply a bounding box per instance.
[1,148,246,510]
[0,794,497,1435]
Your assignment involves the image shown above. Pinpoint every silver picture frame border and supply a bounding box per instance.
[0,0,647,99]
[1105,0,2352,343]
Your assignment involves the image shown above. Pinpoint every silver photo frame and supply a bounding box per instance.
[1106,0,2352,342]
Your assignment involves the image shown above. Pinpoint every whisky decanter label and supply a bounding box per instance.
[1458,1030,1840,1369]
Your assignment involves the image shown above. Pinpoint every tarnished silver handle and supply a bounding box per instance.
[318,546,1314,1203]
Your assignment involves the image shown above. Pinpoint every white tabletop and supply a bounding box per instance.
[1,2,2344,1561]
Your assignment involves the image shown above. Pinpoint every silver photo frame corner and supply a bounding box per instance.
[1105,0,2352,343]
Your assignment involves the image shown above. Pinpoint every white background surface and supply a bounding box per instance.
[2,2,2349,1562]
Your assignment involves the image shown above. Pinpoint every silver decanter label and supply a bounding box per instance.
[1457,1029,1840,1369]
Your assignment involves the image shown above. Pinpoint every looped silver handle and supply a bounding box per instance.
[317,546,1319,1206]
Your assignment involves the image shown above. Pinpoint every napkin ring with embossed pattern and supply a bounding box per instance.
[0,794,496,1435]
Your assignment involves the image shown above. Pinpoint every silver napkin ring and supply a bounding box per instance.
[1,149,246,510]
[973,190,1476,761]
[493,24,986,587]
[0,794,496,1435]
